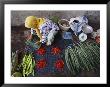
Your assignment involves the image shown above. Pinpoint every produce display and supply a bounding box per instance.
[21,53,35,77]
[11,15,100,77]
[11,51,19,75]
[65,41,100,75]
[11,51,23,77]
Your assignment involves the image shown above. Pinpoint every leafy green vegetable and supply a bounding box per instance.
[12,72,22,77]
[25,40,41,50]
[50,16,60,24]
[11,51,18,75]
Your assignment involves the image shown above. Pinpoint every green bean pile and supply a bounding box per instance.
[22,53,35,77]
[65,41,100,75]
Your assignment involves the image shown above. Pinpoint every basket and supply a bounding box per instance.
[58,19,70,31]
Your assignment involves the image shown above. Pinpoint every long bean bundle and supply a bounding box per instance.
[64,41,100,75]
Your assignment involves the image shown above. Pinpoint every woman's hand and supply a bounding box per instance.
[28,34,32,40]
[35,28,42,40]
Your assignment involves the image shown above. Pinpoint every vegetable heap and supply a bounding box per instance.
[25,40,41,50]
[50,16,60,24]
[11,51,19,76]
[22,53,35,77]
[65,41,100,75]
[11,51,23,77]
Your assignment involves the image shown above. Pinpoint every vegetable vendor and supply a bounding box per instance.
[25,16,59,45]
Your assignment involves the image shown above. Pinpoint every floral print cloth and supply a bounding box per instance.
[39,19,59,43]
[31,18,59,44]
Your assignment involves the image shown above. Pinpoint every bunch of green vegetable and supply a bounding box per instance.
[25,40,41,50]
[21,53,35,77]
[11,52,18,75]
[11,51,22,77]
[50,16,60,24]
[65,41,100,75]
